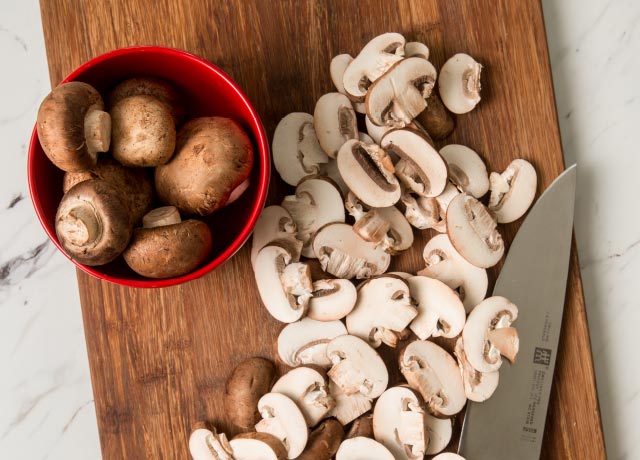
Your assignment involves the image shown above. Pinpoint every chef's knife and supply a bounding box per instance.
[458,165,577,459]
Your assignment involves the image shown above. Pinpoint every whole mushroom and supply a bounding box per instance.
[108,76,184,124]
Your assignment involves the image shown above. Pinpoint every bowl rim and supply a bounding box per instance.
[28,45,270,289]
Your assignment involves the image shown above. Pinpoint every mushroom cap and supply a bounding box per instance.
[425,414,453,455]
[346,413,374,439]
[277,318,347,368]
[330,54,354,95]
[439,144,490,198]
[37,81,105,172]
[56,179,132,266]
[255,392,309,459]
[230,432,288,460]
[108,76,184,123]
[308,278,358,321]
[414,92,455,141]
[313,93,358,158]
[454,337,499,402]
[438,53,482,114]
[336,436,395,460]
[122,219,212,278]
[296,419,344,460]
[251,205,303,268]
[488,159,538,223]
[189,427,234,460]
[405,41,430,59]
[155,117,254,215]
[328,380,373,425]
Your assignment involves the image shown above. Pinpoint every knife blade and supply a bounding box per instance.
[458,165,577,459]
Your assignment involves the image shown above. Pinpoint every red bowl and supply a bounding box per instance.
[28,46,270,288]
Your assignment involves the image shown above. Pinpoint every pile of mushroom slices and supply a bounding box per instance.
[37,78,254,278]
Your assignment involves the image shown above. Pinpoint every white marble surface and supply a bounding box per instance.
[0,0,637,458]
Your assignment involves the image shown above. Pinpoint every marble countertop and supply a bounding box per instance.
[1,0,637,458]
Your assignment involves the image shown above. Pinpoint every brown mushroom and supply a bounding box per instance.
[414,92,455,140]
[295,419,344,460]
[225,357,276,431]
[108,76,184,123]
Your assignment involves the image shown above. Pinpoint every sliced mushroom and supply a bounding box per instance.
[365,115,393,144]
[281,176,345,258]
[432,454,465,460]
[372,386,427,460]
[346,414,374,439]
[312,223,390,279]
[277,318,347,368]
[405,41,429,59]
[296,419,344,460]
[329,380,373,425]
[330,54,366,113]
[387,271,413,279]
[189,426,234,460]
[418,233,488,313]
[255,392,309,459]
[424,414,452,455]
[400,340,466,417]
[407,275,466,340]
[336,436,395,460]
[462,296,519,373]
[431,182,461,233]
[439,144,490,198]
[314,93,358,158]
[321,159,349,195]
[346,276,417,348]
[272,113,330,186]
[366,57,437,127]
[488,159,537,223]
[251,206,303,268]
[414,92,455,141]
[229,432,288,460]
[308,279,358,321]
[454,337,499,402]
[439,53,482,114]
[401,191,439,230]
[446,193,504,268]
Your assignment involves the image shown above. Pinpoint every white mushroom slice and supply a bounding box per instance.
[308,279,357,321]
[381,128,448,197]
[400,340,466,417]
[375,205,414,253]
[331,54,354,95]
[312,223,391,279]
[273,113,330,186]
[326,334,388,399]
[277,318,347,368]
[462,296,519,373]
[314,93,358,158]
[401,191,439,229]
[439,144,490,198]
[281,176,345,258]
[408,275,466,340]
[229,433,288,460]
[189,427,233,460]
[328,380,373,425]
[424,414,452,455]
[346,276,417,348]
[373,386,427,460]
[343,32,406,101]
[454,337,499,402]
[365,115,393,144]
[337,140,400,208]
[432,454,465,460]
[321,159,349,195]
[431,182,461,233]
[446,193,504,268]
[488,159,537,223]
[251,206,303,268]
[405,41,430,59]
[388,271,413,279]
[272,367,335,427]
[255,393,309,459]
[366,57,437,127]
[418,233,488,313]
[336,436,395,460]
[438,53,482,114]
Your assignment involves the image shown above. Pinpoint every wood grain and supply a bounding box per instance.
[38,0,606,458]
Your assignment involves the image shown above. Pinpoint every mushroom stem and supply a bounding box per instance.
[84,107,111,156]
[57,204,101,246]
[281,262,313,306]
[353,209,391,243]
[142,206,182,228]
[487,327,520,363]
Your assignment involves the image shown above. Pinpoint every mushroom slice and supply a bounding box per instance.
[401,191,439,230]
[308,279,358,321]
[366,57,437,127]
[373,386,427,460]
[254,245,311,323]
[343,32,406,101]
[272,367,334,427]
[431,183,461,233]
[277,318,347,368]
[454,337,499,402]
[365,115,393,144]
[329,380,373,425]
[418,233,488,313]
[189,426,234,460]
[330,54,366,113]
[382,128,448,197]
[336,436,395,460]
[346,414,374,439]
[320,159,349,195]
[432,454,465,460]
[251,206,303,268]
[255,393,308,459]
[439,53,482,114]
[488,159,537,223]
[326,335,389,399]
[296,419,344,460]
[337,140,400,208]
[314,93,358,158]
[312,223,391,279]
[230,433,288,460]
[273,113,329,186]
[462,296,519,373]
[405,41,430,59]
[400,340,466,417]
[446,193,504,268]
[346,276,417,348]
[407,275,466,340]
[439,144,490,198]
[424,414,452,455]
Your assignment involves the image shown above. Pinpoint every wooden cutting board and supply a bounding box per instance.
[39,0,606,458]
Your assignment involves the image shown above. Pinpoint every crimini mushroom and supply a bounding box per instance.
[342,32,406,101]
[407,275,466,340]
[425,414,453,455]
[454,337,499,402]
[401,191,439,230]
[366,57,437,127]
[155,117,254,215]
[251,206,302,268]
[336,436,395,460]
[446,193,505,268]
[330,54,366,114]
[108,76,184,124]
[296,419,344,460]
[405,41,430,59]
[400,340,466,417]
[277,318,347,368]
[488,158,538,223]
[281,176,345,258]
[439,53,482,114]
[418,233,488,313]
[346,276,417,348]
[37,81,110,172]
[431,182,461,233]
[189,426,234,460]
[337,140,400,208]
[272,112,329,186]
[373,386,428,460]
[329,380,373,425]
[55,179,132,266]
[439,144,490,198]
[346,413,374,439]
[313,92,358,158]
[307,278,358,321]
[414,92,455,141]
[462,296,519,373]
[229,432,288,460]
[255,392,309,459]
